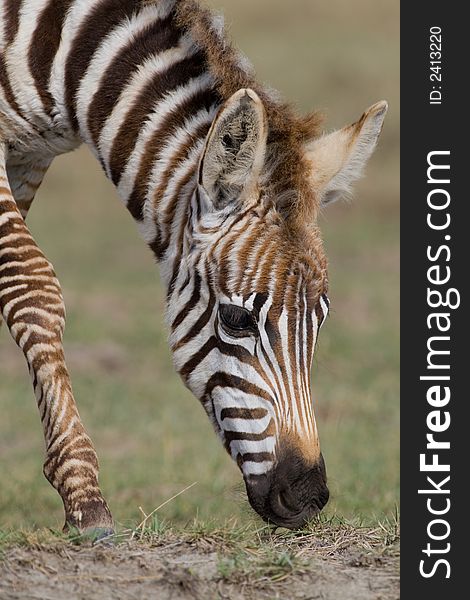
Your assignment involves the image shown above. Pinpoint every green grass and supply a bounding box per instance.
[0,0,399,532]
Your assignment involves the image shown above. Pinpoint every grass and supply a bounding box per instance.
[0,513,400,588]
[211,515,400,584]
[0,0,399,534]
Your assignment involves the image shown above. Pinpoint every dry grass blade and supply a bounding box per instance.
[132,482,198,540]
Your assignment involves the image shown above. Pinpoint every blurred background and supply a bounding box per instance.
[0,0,399,529]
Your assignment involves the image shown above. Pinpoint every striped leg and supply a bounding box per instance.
[0,147,113,533]
[0,155,50,335]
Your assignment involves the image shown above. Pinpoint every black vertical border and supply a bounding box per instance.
[401,3,467,598]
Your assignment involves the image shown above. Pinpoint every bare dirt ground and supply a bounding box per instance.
[0,525,399,600]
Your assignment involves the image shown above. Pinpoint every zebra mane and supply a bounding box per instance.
[173,0,324,224]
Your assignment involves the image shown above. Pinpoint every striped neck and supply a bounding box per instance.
[69,1,222,285]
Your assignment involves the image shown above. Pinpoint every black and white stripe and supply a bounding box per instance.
[1,0,331,506]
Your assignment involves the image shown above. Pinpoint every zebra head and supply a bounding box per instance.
[169,89,387,528]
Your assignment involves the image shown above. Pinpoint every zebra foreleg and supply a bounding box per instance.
[0,146,113,534]
[0,154,52,343]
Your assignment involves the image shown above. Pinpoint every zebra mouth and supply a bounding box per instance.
[245,479,324,529]
[244,454,329,529]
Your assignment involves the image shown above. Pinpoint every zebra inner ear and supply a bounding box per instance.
[199,88,268,211]
[305,101,388,207]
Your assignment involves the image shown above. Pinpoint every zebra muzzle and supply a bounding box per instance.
[244,452,329,529]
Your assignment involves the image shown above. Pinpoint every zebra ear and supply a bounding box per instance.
[199,88,268,211]
[305,101,388,206]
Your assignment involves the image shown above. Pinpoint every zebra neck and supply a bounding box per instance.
[71,3,221,279]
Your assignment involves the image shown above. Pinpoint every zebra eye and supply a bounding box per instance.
[219,304,257,336]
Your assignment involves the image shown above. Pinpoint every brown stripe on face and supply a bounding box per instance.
[171,263,215,352]
[305,291,318,433]
[108,52,207,186]
[251,238,282,293]
[216,237,242,298]
[205,372,273,404]
[233,221,266,291]
[171,268,201,331]
[3,0,22,46]
[126,85,216,222]
[305,291,315,363]
[87,15,179,149]
[64,0,141,131]
[297,291,315,437]
[215,338,278,401]
[224,425,275,446]
[285,271,306,427]
[179,335,218,381]
[252,292,270,316]
[258,342,284,423]
[214,343,281,424]
[264,267,295,416]
[28,0,73,114]
[220,407,268,421]
[238,452,274,463]
[297,286,309,417]
[212,210,260,297]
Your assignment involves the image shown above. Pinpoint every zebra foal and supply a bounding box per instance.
[0,0,387,533]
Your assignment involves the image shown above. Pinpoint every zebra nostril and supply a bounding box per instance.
[267,486,320,528]
[268,485,303,522]
[276,488,301,514]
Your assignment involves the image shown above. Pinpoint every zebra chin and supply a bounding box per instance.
[243,452,329,530]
